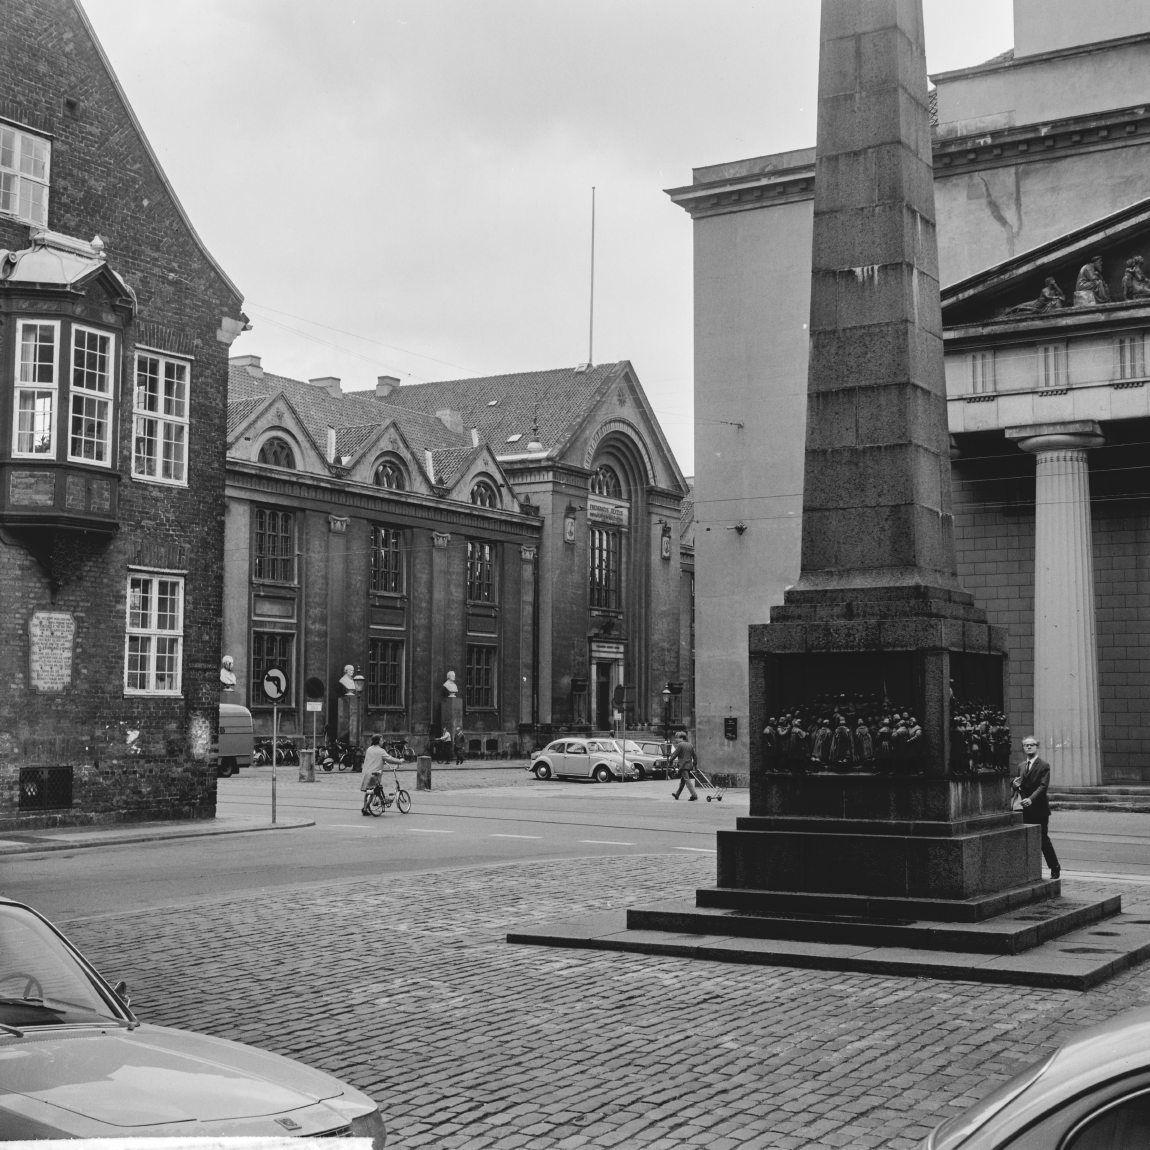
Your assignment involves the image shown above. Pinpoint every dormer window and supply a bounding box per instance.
[258,436,296,469]
[470,479,498,508]
[0,123,50,228]
[374,459,406,490]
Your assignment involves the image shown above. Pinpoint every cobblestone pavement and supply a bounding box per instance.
[61,847,1150,1149]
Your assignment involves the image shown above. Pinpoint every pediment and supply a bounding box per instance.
[444,447,518,511]
[943,197,1150,330]
[342,420,435,495]
[229,393,328,473]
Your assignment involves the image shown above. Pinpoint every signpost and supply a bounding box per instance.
[262,667,288,823]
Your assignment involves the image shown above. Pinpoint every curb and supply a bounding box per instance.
[0,817,315,856]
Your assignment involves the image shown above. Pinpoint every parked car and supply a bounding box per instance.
[920,1005,1150,1149]
[602,738,671,780]
[528,738,638,782]
[0,896,387,1143]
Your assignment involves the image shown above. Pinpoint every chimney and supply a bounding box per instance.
[230,354,263,378]
[325,427,337,464]
[436,408,464,435]
[309,375,342,398]
[424,449,436,483]
[376,375,400,399]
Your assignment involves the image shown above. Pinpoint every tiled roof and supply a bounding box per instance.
[228,364,466,464]
[227,396,267,438]
[383,363,629,458]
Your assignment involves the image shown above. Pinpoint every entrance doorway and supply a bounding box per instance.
[590,641,624,731]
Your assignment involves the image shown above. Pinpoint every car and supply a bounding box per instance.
[0,896,387,1143]
[527,738,639,782]
[920,1005,1150,1149]
[605,738,671,780]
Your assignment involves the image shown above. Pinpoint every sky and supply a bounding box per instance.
[81,0,1015,476]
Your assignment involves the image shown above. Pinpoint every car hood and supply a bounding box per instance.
[0,1023,345,1129]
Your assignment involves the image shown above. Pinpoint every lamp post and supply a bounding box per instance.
[353,670,366,748]
[662,684,672,745]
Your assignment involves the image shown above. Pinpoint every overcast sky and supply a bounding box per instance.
[81,1,1014,475]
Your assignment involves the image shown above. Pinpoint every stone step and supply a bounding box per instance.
[626,892,1119,955]
[507,903,1150,990]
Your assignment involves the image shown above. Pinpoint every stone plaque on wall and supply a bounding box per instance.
[29,611,76,692]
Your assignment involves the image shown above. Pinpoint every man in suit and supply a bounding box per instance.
[1013,735,1061,880]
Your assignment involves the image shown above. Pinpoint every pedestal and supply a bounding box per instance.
[298,749,315,783]
[416,755,432,791]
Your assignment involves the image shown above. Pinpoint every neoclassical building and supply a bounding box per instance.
[671,0,1150,784]
[223,356,692,750]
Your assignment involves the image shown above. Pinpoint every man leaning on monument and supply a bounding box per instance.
[1012,736,1061,880]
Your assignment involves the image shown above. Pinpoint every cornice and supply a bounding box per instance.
[945,300,1150,348]
[668,104,1150,219]
[930,31,1150,84]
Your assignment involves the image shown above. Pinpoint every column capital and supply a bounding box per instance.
[1006,420,1103,455]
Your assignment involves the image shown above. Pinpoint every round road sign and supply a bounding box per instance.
[262,667,288,701]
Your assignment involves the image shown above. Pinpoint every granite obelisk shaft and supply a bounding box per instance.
[798,0,959,595]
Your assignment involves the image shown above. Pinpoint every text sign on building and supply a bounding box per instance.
[587,496,629,527]
[29,611,75,692]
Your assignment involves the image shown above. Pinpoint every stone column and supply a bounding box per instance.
[1008,422,1104,786]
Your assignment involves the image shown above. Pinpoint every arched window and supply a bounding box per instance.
[591,464,622,497]
[258,436,295,469]
[374,459,406,490]
[470,479,498,508]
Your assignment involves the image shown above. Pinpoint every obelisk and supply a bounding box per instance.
[733,0,1037,906]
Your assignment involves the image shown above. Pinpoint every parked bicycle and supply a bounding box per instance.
[363,763,412,816]
[383,738,417,763]
[252,738,300,767]
[319,739,363,773]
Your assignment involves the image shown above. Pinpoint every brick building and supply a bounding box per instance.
[0,1,245,826]
[671,0,1150,784]
[223,356,691,751]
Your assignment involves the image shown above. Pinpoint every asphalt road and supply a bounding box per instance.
[7,766,1150,923]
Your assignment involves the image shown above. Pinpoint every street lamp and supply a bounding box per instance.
[662,684,672,745]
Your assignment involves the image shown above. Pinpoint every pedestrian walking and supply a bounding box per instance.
[360,735,404,815]
[1012,735,1061,879]
[670,730,698,801]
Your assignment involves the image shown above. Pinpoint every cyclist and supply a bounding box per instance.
[359,736,405,815]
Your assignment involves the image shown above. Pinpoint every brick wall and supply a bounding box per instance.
[0,0,244,827]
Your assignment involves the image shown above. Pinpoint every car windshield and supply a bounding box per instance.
[587,740,616,753]
[0,904,123,1029]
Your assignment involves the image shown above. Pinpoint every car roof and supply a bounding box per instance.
[930,1007,1150,1149]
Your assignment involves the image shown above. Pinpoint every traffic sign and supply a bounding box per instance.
[262,667,288,701]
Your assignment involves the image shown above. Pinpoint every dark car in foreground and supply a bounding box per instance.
[921,1006,1150,1149]
[0,897,386,1142]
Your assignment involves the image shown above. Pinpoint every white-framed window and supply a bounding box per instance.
[124,573,184,695]
[13,319,59,456]
[1116,332,1147,380]
[68,325,115,465]
[133,352,189,484]
[1037,342,1067,389]
[970,351,995,394]
[0,123,50,227]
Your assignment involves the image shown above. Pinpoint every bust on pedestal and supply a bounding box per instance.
[220,655,236,693]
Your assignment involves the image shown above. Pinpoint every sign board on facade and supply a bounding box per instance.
[587,496,629,527]
[724,717,738,741]
[29,611,75,692]
[306,700,323,712]
[590,641,625,659]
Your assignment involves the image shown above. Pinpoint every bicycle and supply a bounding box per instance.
[320,739,363,773]
[364,763,412,816]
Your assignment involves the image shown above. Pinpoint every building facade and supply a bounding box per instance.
[224,357,691,751]
[0,1,245,826]
[671,0,1150,783]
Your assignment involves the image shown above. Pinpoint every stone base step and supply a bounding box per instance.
[1051,787,1150,812]
[628,890,1117,955]
[507,896,1150,990]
